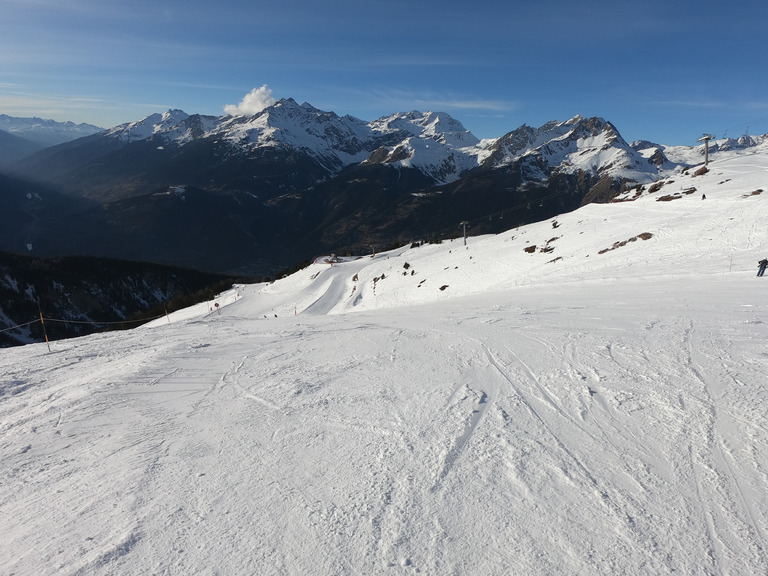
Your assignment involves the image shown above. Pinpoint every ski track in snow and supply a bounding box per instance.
[3,153,768,574]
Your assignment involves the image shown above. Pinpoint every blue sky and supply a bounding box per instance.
[2,0,767,145]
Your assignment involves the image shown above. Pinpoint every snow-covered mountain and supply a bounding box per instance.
[100,99,486,183]
[8,99,768,276]
[661,134,768,165]
[104,109,194,143]
[94,101,689,186]
[0,114,103,147]
[3,150,768,575]
[482,115,675,183]
[362,110,485,182]
[17,98,768,196]
[11,102,768,190]
[90,101,768,189]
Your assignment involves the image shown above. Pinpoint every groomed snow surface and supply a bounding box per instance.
[3,152,768,575]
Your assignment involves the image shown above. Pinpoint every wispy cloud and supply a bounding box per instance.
[146,80,242,92]
[0,91,106,111]
[408,98,513,112]
[0,87,168,126]
[646,98,726,109]
[365,89,517,113]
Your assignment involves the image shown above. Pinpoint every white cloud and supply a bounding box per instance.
[224,85,276,116]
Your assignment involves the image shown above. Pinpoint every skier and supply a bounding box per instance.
[758,259,768,277]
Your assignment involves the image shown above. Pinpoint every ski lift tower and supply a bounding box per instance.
[698,134,715,166]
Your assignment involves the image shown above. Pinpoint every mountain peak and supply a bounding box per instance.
[565,114,585,125]
[161,109,189,123]
[370,110,479,147]
[106,109,190,142]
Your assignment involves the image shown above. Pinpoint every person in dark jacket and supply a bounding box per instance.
[758,259,768,277]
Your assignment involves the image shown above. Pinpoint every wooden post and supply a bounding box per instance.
[37,299,51,352]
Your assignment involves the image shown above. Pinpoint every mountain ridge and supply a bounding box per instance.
[0,113,103,147]
[21,101,669,188]
[10,101,765,197]
[3,102,768,276]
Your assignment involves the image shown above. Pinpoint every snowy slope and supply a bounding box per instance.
[217,99,382,170]
[105,109,192,143]
[487,115,666,183]
[2,152,768,575]
[100,100,486,179]
[664,134,768,166]
[363,111,486,182]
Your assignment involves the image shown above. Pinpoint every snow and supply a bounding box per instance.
[206,104,487,182]
[93,100,768,189]
[381,137,479,184]
[366,111,485,182]
[216,100,378,167]
[372,111,480,149]
[518,120,661,184]
[665,137,768,167]
[3,152,768,574]
[106,110,190,143]
[0,114,104,146]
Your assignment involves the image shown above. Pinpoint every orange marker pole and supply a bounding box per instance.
[37,299,51,352]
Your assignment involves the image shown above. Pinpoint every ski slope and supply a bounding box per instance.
[2,152,768,575]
